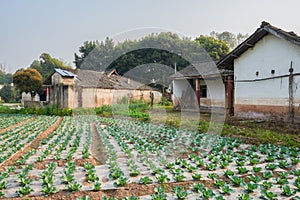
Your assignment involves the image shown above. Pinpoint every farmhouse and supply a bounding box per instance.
[43,68,161,109]
[218,21,300,121]
[170,62,232,112]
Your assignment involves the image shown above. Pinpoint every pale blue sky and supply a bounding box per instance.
[1,0,300,72]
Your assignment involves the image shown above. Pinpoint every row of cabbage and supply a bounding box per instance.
[0,115,299,199]
[0,115,58,164]
[0,114,32,129]
[0,116,98,198]
[96,117,300,199]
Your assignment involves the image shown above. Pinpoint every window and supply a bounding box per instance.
[255,71,259,77]
[200,85,207,98]
[271,69,275,75]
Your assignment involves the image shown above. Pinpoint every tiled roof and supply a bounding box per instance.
[217,21,300,70]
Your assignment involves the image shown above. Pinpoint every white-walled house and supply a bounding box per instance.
[170,63,232,112]
[218,21,300,121]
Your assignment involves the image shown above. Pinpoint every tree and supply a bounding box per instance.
[74,41,99,68]
[30,53,73,80]
[195,35,230,60]
[0,67,13,84]
[210,31,248,49]
[13,68,42,106]
[74,32,208,74]
[0,84,15,102]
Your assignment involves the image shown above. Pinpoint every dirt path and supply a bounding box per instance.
[90,122,107,165]
[0,117,63,170]
[0,116,35,134]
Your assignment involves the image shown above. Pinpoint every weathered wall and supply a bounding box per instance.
[201,79,225,108]
[172,78,225,108]
[72,87,162,108]
[21,92,40,107]
[49,73,161,109]
[234,34,300,118]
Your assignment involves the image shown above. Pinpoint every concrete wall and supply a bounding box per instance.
[234,34,300,118]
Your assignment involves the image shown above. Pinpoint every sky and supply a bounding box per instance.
[1,0,300,73]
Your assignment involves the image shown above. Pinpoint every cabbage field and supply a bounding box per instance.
[0,114,299,200]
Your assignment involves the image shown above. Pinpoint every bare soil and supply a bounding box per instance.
[33,158,99,170]
[90,122,107,165]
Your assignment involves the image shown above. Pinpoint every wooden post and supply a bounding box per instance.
[289,61,294,123]
[227,76,234,116]
[195,79,200,106]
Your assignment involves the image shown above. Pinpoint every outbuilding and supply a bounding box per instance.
[44,68,161,109]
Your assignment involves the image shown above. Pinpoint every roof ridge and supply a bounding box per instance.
[217,21,300,69]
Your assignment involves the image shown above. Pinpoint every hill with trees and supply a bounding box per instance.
[74,32,232,75]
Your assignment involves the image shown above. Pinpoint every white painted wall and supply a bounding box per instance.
[173,79,189,101]
[203,79,225,99]
[21,92,40,106]
[235,34,300,106]
[172,78,225,108]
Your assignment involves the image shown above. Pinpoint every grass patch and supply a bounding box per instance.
[148,108,300,148]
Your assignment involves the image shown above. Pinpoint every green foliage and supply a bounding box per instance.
[41,184,59,195]
[0,84,16,102]
[224,169,234,178]
[95,100,150,121]
[139,176,153,184]
[230,176,245,187]
[171,186,188,199]
[123,196,139,200]
[30,53,73,80]
[192,173,202,180]
[237,167,249,174]
[252,166,262,172]
[13,68,42,98]
[238,193,252,200]
[151,186,167,200]
[74,41,99,69]
[114,176,129,187]
[67,181,82,192]
[245,183,258,193]
[93,181,101,191]
[95,105,112,116]
[74,33,198,75]
[76,196,91,200]
[210,31,248,49]
[219,184,234,195]
[214,179,225,189]
[155,173,170,184]
[16,184,33,197]
[198,120,209,133]
[0,70,12,85]
[260,189,278,200]
[281,185,296,196]
[0,104,72,116]
[195,35,230,60]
